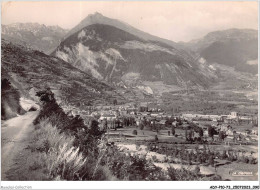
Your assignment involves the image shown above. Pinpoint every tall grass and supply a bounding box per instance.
[45,143,87,180]
[23,118,88,180]
[30,118,75,152]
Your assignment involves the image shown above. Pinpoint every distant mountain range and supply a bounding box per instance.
[1,13,257,97]
[2,23,68,54]
[179,28,258,75]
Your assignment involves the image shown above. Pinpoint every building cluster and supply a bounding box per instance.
[182,112,257,124]
[62,102,175,128]
[61,103,258,139]
[182,111,258,138]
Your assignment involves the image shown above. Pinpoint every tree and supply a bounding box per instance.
[113,99,117,106]
[132,130,137,135]
[188,130,193,142]
[36,87,55,104]
[172,126,175,135]
[198,154,203,164]
[155,135,159,142]
[208,126,216,140]
[209,155,214,167]
[194,165,200,175]
[185,129,188,140]
[140,123,144,130]
[89,120,103,138]
[221,150,227,159]
[219,131,227,142]
[104,119,108,131]
[187,154,192,165]
[198,127,203,138]
[115,119,120,130]
[2,78,12,90]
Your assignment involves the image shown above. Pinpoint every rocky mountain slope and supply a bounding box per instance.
[1,39,124,107]
[180,29,258,74]
[53,23,217,89]
[2,23,68,54]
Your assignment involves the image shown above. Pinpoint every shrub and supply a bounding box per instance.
[132,130,137,135]
[208,175,222,181]
[249,157,257,164]
[242,156,249,164]
[172,126,175,135]
[168,167,200,181]
[194,165,200,175]
[1,78,25,120]
[140,123,144,130]
[221,150,228,159]
[103,145,165,180]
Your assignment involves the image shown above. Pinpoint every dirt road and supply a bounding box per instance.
[1,111,39,180]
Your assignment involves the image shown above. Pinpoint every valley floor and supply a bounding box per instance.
[106,127,258,181]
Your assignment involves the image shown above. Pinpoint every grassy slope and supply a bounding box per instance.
[5,119,90,180]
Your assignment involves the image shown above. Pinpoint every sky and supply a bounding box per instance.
[1,1,258,42]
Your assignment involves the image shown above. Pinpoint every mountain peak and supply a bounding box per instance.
[81,12,107,23]
[90,12,104,17]
[63,13,178,48]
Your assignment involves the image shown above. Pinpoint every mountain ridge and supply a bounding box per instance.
[179,28,258,74]
[2,23,68,54]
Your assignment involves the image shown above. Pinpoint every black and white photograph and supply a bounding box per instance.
[1,1,259,189]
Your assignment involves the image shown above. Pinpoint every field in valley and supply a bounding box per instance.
[106,126,258,181]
